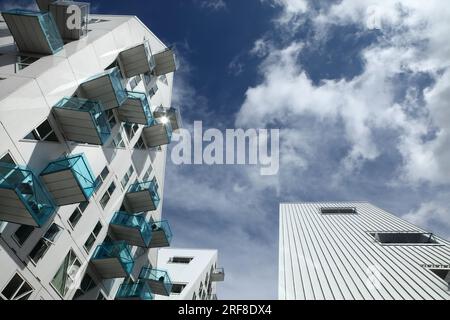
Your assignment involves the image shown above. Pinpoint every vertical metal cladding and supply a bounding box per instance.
[279,202,450,300]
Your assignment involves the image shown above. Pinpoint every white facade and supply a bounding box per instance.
[279,202,450,300]
[156,248,224,300]
[0,2,181,301]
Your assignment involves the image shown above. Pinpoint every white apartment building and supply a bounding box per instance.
[156,248,225,300]
[0,0,184,300]
[279,202,450,300]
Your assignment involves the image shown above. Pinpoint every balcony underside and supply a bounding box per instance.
[154,49,177,76]
[125,190,157,213]
[91,258,129,279]
[110,224,148,248]
[41,170,87,206]
[117,99,148,125]
[149,229,170,248]
[119,43,153,78]
[142,124,170,148]
[0,189,39,227]
[211,273,225,282]
[79,75,123,110]
[53,108,104,145]
[154,108,182,132]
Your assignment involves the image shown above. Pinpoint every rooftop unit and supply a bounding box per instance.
[109,212,152,248]
[78,68,127,110]
[139,268,172,296]
[53,97,111,145]
[91,241,134,279]
[0,162,55,227]
[124,180,160,213]
[141,119,172,148]
[211,268,225,282]
[153,48,177,76]
[40,154,96,206]
[153,106,182,132]
[116,91,153,125]
[115,281,154,300]
[118,41,156,78]
[1,9,64,55]
[49,1,90,41]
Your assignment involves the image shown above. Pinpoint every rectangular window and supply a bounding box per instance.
[121,166,135,189]
[124,123,139,142]
[97,292,107,300]
[73,273,96,300]
[105,109,117,129]
[16,55,39,71]
[370,232,438,245]
[171,283,187,295]
[1,273,33,300]
[100,182,116,209]
[169,257,194,264]
[134,137,146,150]
[0,152,15,164]
[429,268,450,285]
[68,202,88,229]
[142,165,153,182]
[13,225,34,247]
[94,167,110,193]
[320,207,357,214]
[24,120,59,142]
[29,224,63,264]
[84,221,102,253]
[51,250,81,297]
[148,83,159,98]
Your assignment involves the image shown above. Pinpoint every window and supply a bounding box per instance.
[121,166,135,189]
[0,152,15,164]
[171,283,187,295]
[100,182,116,209]
[134,137,146,150]
[124,123,140,141]
[192,292,197,300]
[73,273,96,299]
[94,167,110,193]
[429,268,450,285]
[169,257,193,264]
[84,221,102,253]
[13,225,34,246]
[370,232,439,245]
[51,250,81,297]
[142,165,153,182]
[320,207,357,214]
[97,292,107,300]
[105,109,117,129]
[68,202,88,229]
[152,176,159,192]
[112,131,125,148]
[1,273,33,300]
[29,224,63,264]
[148,83,159,98]
[16,55,39,71]
[24,120,59,142]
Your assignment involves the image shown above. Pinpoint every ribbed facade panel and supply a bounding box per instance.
[279,202,450,300]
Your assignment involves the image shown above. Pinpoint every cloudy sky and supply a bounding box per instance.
[3,0,449,300]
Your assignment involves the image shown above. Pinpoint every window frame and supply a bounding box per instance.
[170,283,187,295]
[169,257,194,264]
[0,273,34,300]
[23,120,59,143]
[12,225,34,247]
[68,202,89,230]
[121,165,135,189]
[83,221,103,253]
[100,181,116,209]
[29,223,63,265]
[50,250,82,298]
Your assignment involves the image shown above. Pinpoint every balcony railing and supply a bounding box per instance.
[117,91,153,125]
[211,268,225,282]
[49,1,90,41]
[40,154,96,206]
[79,67,127,110]
[110,212,152,248]
[119,40,156,78]
[153,106,182,132]
[149,220,173,248]
[139,268,172,296]
[141,119,173,148]
[91,241,134,279]
[116,281,154,300]
[0,162,56,227]
[125,180,160,213]
[1,9,64,55]
[53,97,111,145]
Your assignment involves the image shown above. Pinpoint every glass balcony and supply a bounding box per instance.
[109,212,152,248]
[153,48,178,76]
[49,1,90,40]
[117,91,153,125]
[53,97,111,145]
[141,119,173,148]
[139,268,172,296]
[91,241,134,279]
[149,220,173,248]
[0,162,56,227]
[124,180,160,213]
[1,9,64,55]
[40,154,96,206]
[79,67,127,110]
[116,281,154,300]
[211,268,225,282]
[153,106,183,132]
[119,40,156,78]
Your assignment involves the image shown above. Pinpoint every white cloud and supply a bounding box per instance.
[0,0,37,11]
[199,0,227,11]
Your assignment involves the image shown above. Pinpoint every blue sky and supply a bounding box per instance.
[2,0,450,300]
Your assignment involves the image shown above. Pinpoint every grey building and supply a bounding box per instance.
[279,202,450,300]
